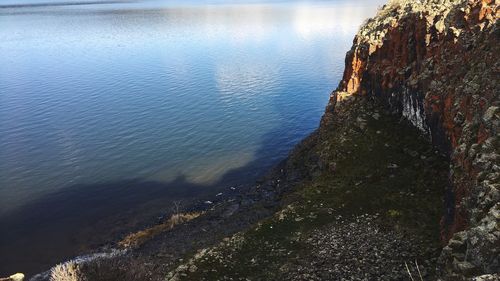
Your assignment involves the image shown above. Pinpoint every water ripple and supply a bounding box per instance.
[0,0,384,214]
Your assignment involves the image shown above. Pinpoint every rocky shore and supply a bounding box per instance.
[22,0,498,280]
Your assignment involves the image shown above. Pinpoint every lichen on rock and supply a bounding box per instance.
[328,0,499,279]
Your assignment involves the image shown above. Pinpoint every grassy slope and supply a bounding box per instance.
[165,97,449,280]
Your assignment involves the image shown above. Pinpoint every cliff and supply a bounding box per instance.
[325,0,499,278]
[25,1,498,280]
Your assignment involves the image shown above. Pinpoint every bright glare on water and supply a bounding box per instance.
[0,0,383,214]
[0,0,384,275]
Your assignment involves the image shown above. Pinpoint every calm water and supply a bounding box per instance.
[0,0,383,275]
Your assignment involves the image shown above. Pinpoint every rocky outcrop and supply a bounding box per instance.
[325,0,499,279]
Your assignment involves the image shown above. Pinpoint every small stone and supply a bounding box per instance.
[448,239,464,249]
[188,265,198,273]
[483,106,498,122]
[1,273,25,281]
[453,261,477,275]
[473,274,500,281]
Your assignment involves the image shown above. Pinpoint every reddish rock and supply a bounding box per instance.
[325,0,499,279]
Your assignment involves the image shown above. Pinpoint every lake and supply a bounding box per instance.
[0,0,383,276]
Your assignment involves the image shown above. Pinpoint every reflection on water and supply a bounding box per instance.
[0,0,384,275]
[0,0,383,215]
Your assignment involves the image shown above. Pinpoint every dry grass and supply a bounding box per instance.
[50,261,81,281]
[118,212,203,248]
[405,260,424,281]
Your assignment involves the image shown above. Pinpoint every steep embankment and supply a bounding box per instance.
[162,0,498,279]
[329,0,499,278]
[163,98,450,280]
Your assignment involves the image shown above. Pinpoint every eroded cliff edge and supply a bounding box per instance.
[324,0,499,278]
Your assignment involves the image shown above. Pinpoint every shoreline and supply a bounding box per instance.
[30,96,450,281]
[29,159,291,280]
[4,0,498,279]
[0,166,265,278]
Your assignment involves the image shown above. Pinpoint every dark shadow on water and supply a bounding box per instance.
[0,122,314,277]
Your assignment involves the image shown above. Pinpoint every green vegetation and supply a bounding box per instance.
[166,98,449,280]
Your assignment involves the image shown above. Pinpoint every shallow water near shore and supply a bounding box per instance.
[0,0,384,276]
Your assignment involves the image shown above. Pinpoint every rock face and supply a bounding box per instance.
[325,0,499,279]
